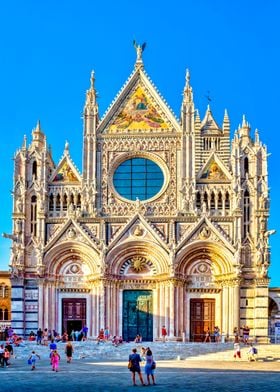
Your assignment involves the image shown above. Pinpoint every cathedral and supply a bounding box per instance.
[6,45,273,341]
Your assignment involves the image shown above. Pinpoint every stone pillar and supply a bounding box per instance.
[222,285,229,336]
[160,284,165,331]
[233,282,240,332]
[44,283,49,329]
[164,284,169,332]
[153,285,158,341]
[185,288,190,340]
[118,289,123,337]
[38,282,44,329]
[169,281,175,338]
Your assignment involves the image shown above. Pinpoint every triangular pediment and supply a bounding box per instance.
[201,106,221,134]
[177,216,235,253]
[98,68,181,134]
[49,156,81,184]
[107,213,169,251]
[44,219,99,252]
[197,153,231,182]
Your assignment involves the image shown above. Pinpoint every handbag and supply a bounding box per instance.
[151,361,156,369]
[128,359,133,369]
[27,358,32,365]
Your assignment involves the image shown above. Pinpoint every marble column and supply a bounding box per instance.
[169,282,175,338]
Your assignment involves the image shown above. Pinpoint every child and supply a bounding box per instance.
[247,344,258,361]
[51,350,61,372]
[29,350,40,370]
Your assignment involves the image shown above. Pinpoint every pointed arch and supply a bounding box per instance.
[107,240,170,276]
[176,240,234,276]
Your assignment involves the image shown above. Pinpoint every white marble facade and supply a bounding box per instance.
[7,47,274,341]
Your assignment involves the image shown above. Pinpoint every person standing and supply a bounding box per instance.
[82,325,88,340]
[104,326,110,341]
[233,340,241,359]
[36,328,43,345]
[144,348,156,385]
[161,326,167,342]
[204,327,211,343]
[128,348,146,386]
[243,325,250,345]
[65,341,74,363]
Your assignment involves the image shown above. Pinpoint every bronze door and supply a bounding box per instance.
[62,298,86,336]
[123,290,153,342]
[190,299,215,342]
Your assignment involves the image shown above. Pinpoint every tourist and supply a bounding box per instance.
[70,329,75,341]
[243,325,250,345]
[204,327,211,343]
[29,350,40,370]
[0,344,5,367]
[233,340,241,359]
[140,346,147,360]
[233,327,239,343]
[97,328,105,343]
[65,341,74,363]
[49,338,57,362]
[43,328,48,346]
[62,331,68,342]
[2,348,10,367]
[74,330,80,341]
[51,349,61,372]
[36,328,43,345]
[128,348,146,386]
[104,326,110,340]
[144,348,156,385]
[82,325,88,340]
[161,325,167,342]
[214,326,220,343]
[247,344,258,361]
[134,334,142,343]
[5,342,13,364]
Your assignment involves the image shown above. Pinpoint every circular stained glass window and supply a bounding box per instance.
[113,157,164,201]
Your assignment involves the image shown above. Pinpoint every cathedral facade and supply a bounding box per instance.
[7,48,273,341]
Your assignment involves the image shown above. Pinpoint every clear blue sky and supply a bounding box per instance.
[0,0,279,285]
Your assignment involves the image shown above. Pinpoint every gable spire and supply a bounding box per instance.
[183,68,193,104]
[84,70,98,113]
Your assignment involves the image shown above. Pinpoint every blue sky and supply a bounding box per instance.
[0,0,279,285]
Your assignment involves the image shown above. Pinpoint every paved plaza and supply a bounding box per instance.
[1,342,279,391]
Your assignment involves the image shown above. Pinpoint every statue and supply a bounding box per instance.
[133,40,146,62]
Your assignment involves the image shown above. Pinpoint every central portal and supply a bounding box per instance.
[123,290,153,342]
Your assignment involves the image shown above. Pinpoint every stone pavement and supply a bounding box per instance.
[0,342,279,391]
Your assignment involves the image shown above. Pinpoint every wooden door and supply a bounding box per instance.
[190,299,215,342]
[62,298,86,335]
[123,290,153,342]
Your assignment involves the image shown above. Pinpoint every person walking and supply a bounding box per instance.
[128,348,146,386]
[233,340,241,359]
[29,350,40,370]
[65,341,74,363]
[144,348,156,385]
[51,349,61,372]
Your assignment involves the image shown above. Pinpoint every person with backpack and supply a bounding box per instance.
[247,344,258,361]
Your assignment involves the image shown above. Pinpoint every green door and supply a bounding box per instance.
[123,290,153,342]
